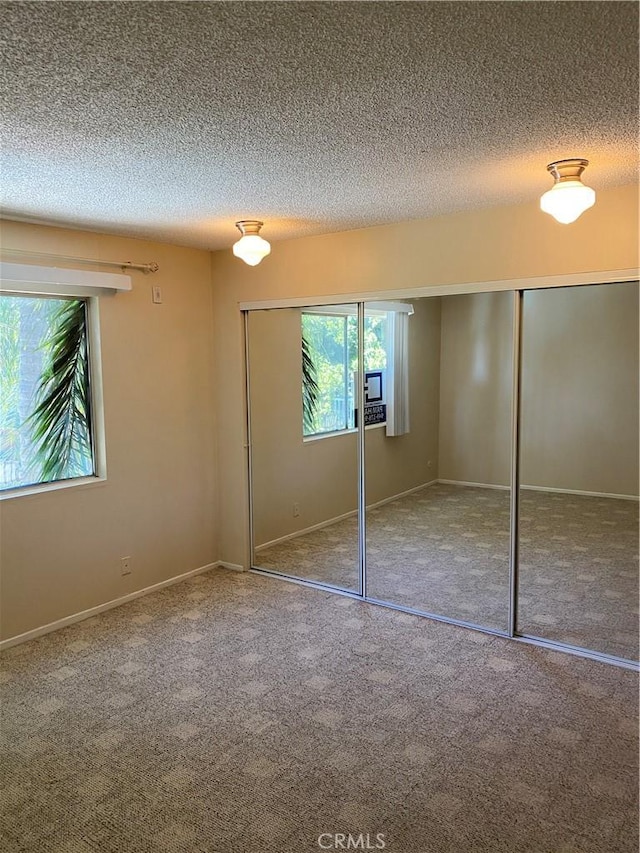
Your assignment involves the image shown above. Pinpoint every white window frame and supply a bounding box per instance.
[0,263,121,499]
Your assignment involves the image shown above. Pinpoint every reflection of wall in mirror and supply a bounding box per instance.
[439,291,513,487]
[520,282,639,497]
[438,283,639,497]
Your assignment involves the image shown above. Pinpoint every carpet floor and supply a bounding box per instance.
[255,484,639,661]
[1,567,638,853]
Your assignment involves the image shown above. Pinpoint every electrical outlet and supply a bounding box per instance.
[427,460,432,468]
[152,285,162,304]
[293,502,300,517]
[120,556,132,576]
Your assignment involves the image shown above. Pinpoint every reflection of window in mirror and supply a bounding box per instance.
[301,303,412,439]
[301,308,387,438]
[301,310,358,436]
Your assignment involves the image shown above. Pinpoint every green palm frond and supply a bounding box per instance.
[302,331,319,433]
[28,299,93,481]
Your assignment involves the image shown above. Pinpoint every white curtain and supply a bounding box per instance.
[385,310,410,436]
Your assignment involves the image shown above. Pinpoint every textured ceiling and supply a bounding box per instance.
[1,1,638,251]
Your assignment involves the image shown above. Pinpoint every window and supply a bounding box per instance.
[301,310,388,437]
[0,294,95,491]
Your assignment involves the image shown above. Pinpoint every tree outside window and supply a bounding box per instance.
[0,294,94,491]
[302,311,387,437]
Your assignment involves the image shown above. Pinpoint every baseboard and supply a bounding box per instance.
[438,478,638,501]
[255,509,357,552]
[437,478,510,490]
[367,479,439,510]
[0,561,220,651]
[255,480,438,552]
[218,562,245,572]
[520,484,639,501]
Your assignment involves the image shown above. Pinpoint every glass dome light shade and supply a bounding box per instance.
[540,181,596,224]
[233,220,271,266]
[233,234,271,266]
[540,159,595,224]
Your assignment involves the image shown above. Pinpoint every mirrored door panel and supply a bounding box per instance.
[248,305,360,592]
[518,283,639,660]
[364,293,513,632]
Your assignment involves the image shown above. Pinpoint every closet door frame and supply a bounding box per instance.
[242,268,638,670]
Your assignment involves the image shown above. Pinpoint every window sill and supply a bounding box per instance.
[303,423,386,443]
[0,474,107,501]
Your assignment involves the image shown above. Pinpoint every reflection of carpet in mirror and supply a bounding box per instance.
[254,483,639,660]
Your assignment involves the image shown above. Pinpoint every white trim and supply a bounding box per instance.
[87,296,107,482]
[218,561,245,572]
[300,304,359,316]
[0,262,132,296]
[0,474,107,501]
[438,478,639,500]
[254,480,437,552]
[239,268,639,311]
[0,561,219,650]
[255,509,357,552]
[302,301,414,316]
[438,479,510,491]
[303,428,356,443]
[368,301,414,315]
[520,484,639,501]
[368,479,438,510]
[303,422,385,443]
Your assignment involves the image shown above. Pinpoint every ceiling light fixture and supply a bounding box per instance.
[540,159,595,224]
[232,220,271,266]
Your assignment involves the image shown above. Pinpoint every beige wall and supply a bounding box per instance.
[0,220,217,640]
[438,292,514,486]
[249,299,441,547]
[212,184,638,566]
[520,282,639,496]
[436,283,639,496]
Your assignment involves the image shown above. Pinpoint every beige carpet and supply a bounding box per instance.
[1,567,638,853]
[255,484,639,661]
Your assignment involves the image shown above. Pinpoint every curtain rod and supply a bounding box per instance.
[0,247,159,274]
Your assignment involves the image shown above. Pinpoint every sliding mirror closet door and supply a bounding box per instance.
[518,282,639,661]
[364,293,513,632]
[248,306,360,592]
